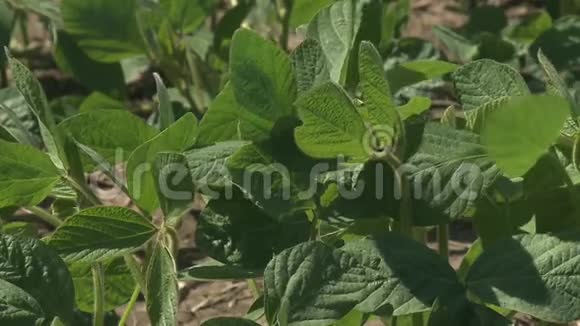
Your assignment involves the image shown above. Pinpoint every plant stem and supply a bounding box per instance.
[398,175,413,236]
[124,255,146,294]
[18,12,29,47]
[66,176,101,206]
[437,224,449,258]
[24,206,62,227]
[307,210,319,240]
[247,279,261,299]
[384,153,413,237]
[279,0,292,51]
[92,263,105,326]
[118,285,141,326]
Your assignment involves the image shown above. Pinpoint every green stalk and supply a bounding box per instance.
[25,206,62,227]
[118,285,141,326]
[92,263,105,326]
[17,11,29,47]
[437,224,449,258]
[66,176,101,207]
[384,153,413,237]
[385,152,419,326]
[124,255,146,294]
[279,0,292,51]
[307,210,320,240]
[398,179,413,236]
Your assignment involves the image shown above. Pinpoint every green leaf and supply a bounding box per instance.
[0,125,15,142]
[530,16,580,71]
[69,258,135,313]
[153,73,175,131]
[481,95,570,177]
[537,49,578,118]
[10,0,61,26]
[334,309,365,326]
[61,0,145,62]
[54,31,126,94]
[120,55,150,84]
[146,237,178,326]
[79,92,126,112]
[6,53,65,170]
[465,98,509,133]
[294,83,367,160]
[466,232,580,323]
[202,317,261,326]
[323,161,396,221]
[386,60,458,94]
[179,263,261,281]
[74,141,132,202]
[452,59,529,112]
[230,29,296,121]
[160,0,218,34]
[212,0,254,50]
[432,26,478,62]
[472,194,533,247]
[225,142,317,221]
[440,105,458,128]
[0,279,46,326]
[197,190,310,269]
[1,222,36,238]
[379,1,406,51]
[6,51,55,130]
[307,0,363,83]
[291,39,330,93]
[506,10,552,44]
[152,152,194,224]
[184,141,246,189]
[196,84,275,146]
[264,235,462,326]
[398,97,431,120]
[428,295,511,326]
[0,87,39,146]
[126,113,197,214]
[290,0,334,27]
[358,41,399,141]
[465,5,507,36]
[58,109,158,166]
[48,206,157,263]
[475,33,516,63]
[406,123,499,225]
[0,139,60,208]
[0,234,75,322]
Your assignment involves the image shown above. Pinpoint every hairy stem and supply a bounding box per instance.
[397,170,413,235]
[384,153,413,236]
[92,263,106,326]
[279,0,292,51]
[24,206,62,227]
[66,176,101,207]
[124,255,146,294]
[118,285,141,326]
